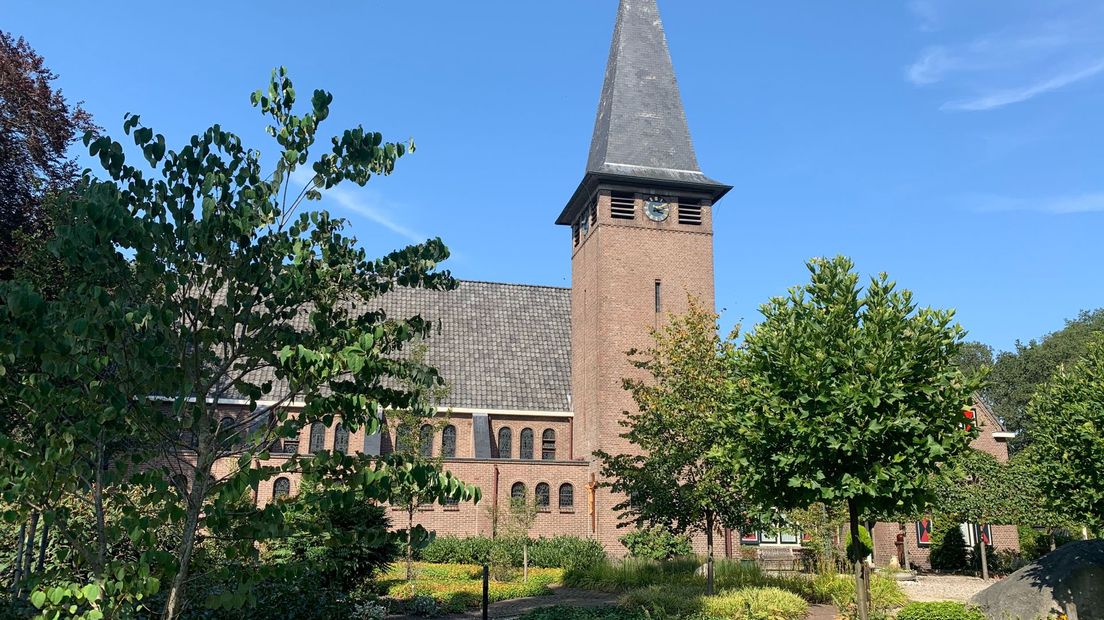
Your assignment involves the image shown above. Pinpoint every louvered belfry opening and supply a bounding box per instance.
[678,201,703,225]
[610,192,636,219]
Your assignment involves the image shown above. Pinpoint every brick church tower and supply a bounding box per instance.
[557,0,731,549]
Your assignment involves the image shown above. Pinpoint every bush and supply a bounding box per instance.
[704,587,808,620]
[380,562,561,614]
[929,525,968,571]
[824,574,907,620]
[896,601,986,620]
[845,526,873,562]
[419,535,605,571]
[619,527,693,561]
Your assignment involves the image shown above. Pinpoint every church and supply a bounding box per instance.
[250,0,1019,567]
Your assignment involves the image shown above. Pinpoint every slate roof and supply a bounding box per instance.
[586,0,724,187]
[378,281,572,412]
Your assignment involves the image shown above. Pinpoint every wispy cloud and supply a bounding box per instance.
[290,169,429,244]
[941,58,1104,111]
[908,0,941,32]
[966,192,1104,214]
[905,4,1104,111]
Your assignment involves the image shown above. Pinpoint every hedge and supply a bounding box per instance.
[896,601,987,620]
[419,535,606,571]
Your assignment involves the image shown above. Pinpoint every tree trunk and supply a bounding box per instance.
[978,525,989,580]
[848,499,869,620]
[705,512,715,596]
[36,520,50,574]
[523,543,529,583]
[406,505,415,582]
[163,457,212,620]
[1083,526,1090,541]
[10,523,25,595]
[1049,528,1056,552]
[20,512,39,596]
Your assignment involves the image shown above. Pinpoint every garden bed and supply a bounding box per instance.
[380,562,563,614]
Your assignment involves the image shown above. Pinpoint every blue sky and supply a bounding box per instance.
[7,0,1103,352]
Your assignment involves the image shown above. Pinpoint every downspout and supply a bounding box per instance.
[492,465,500,539]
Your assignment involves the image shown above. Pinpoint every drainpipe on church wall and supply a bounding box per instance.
[568,417,574,460]
[491,465,500,539]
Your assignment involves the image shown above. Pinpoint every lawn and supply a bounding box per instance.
[380,562,563,614]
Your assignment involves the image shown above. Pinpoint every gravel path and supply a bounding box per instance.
[899,575,996,602]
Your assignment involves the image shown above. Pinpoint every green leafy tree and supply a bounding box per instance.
[1024,337,1104,531]
[722,256,981,620]
[933,450,1014,579]
[1006,446,1078,553]
[596,298,764,596]
[0,68,479,619]
[990,309,1104,453]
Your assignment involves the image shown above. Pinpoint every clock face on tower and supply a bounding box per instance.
[644,197,671,222]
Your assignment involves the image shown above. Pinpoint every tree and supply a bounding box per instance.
[386,349,455,582]
[1024,337,1104,531]
[0,31,96,281]
[596,298,763,596]
[722,256,981,620]
[1006,446,1078,552]
[0,68,478,619]
[990,309,1104,453]
[933,449,1014,579]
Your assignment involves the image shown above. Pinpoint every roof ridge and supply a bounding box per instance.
[456,279,570,292]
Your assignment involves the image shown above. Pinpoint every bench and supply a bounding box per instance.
[756,546,802,572]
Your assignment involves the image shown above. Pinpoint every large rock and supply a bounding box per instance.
[970,540,1104,620]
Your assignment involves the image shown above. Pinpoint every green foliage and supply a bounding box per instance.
[1025,337,1104,529]
[519,608,645,620]
[702,587,808,620]
[935,449,1017,529]
[619,584,809,620]
[379,562,561,614]
[265,480,399,591]
[565,557,836,606]
[988,308,1104,453]
[824,574,908,620]
[596,299,764,554]
[895,601,986,620]
[929,524,968,571]
[845,526,873,563]
[724,255,982,521]
[619,527,694,561]
[723,256,981,618]
[418,535,605,571]
[0,68,479,618]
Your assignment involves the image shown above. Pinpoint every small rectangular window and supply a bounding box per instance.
[654,280,662,314]
[610,192,636,219]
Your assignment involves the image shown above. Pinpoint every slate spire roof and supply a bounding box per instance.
[587,0,723,187]
[558,0,729,225]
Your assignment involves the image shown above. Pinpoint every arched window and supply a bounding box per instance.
[511,482,526,500]
[273,477,291,500]
[520,428,534,460]
[535,483,550,509]
[419,424,434,457]
[441,425,457,458]
[309,422,326,454]
[497,427,512,459]
[334,423,349,454]
[542,429,556,460]
[559,483,574,510]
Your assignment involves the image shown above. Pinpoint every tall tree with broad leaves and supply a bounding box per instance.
[933,449,1015,580]
[0,68,478,620]
[0,31,96,282]
[721,256,982,620]
[990,309,1104,454]
[1024,337,1104,533]
[596,297,765,596]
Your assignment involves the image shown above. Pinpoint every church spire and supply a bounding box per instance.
[558,0,728,225]
[588,0,705,181]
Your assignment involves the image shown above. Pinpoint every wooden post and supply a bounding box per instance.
[482,564,489,620]
[523,544,529,583]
